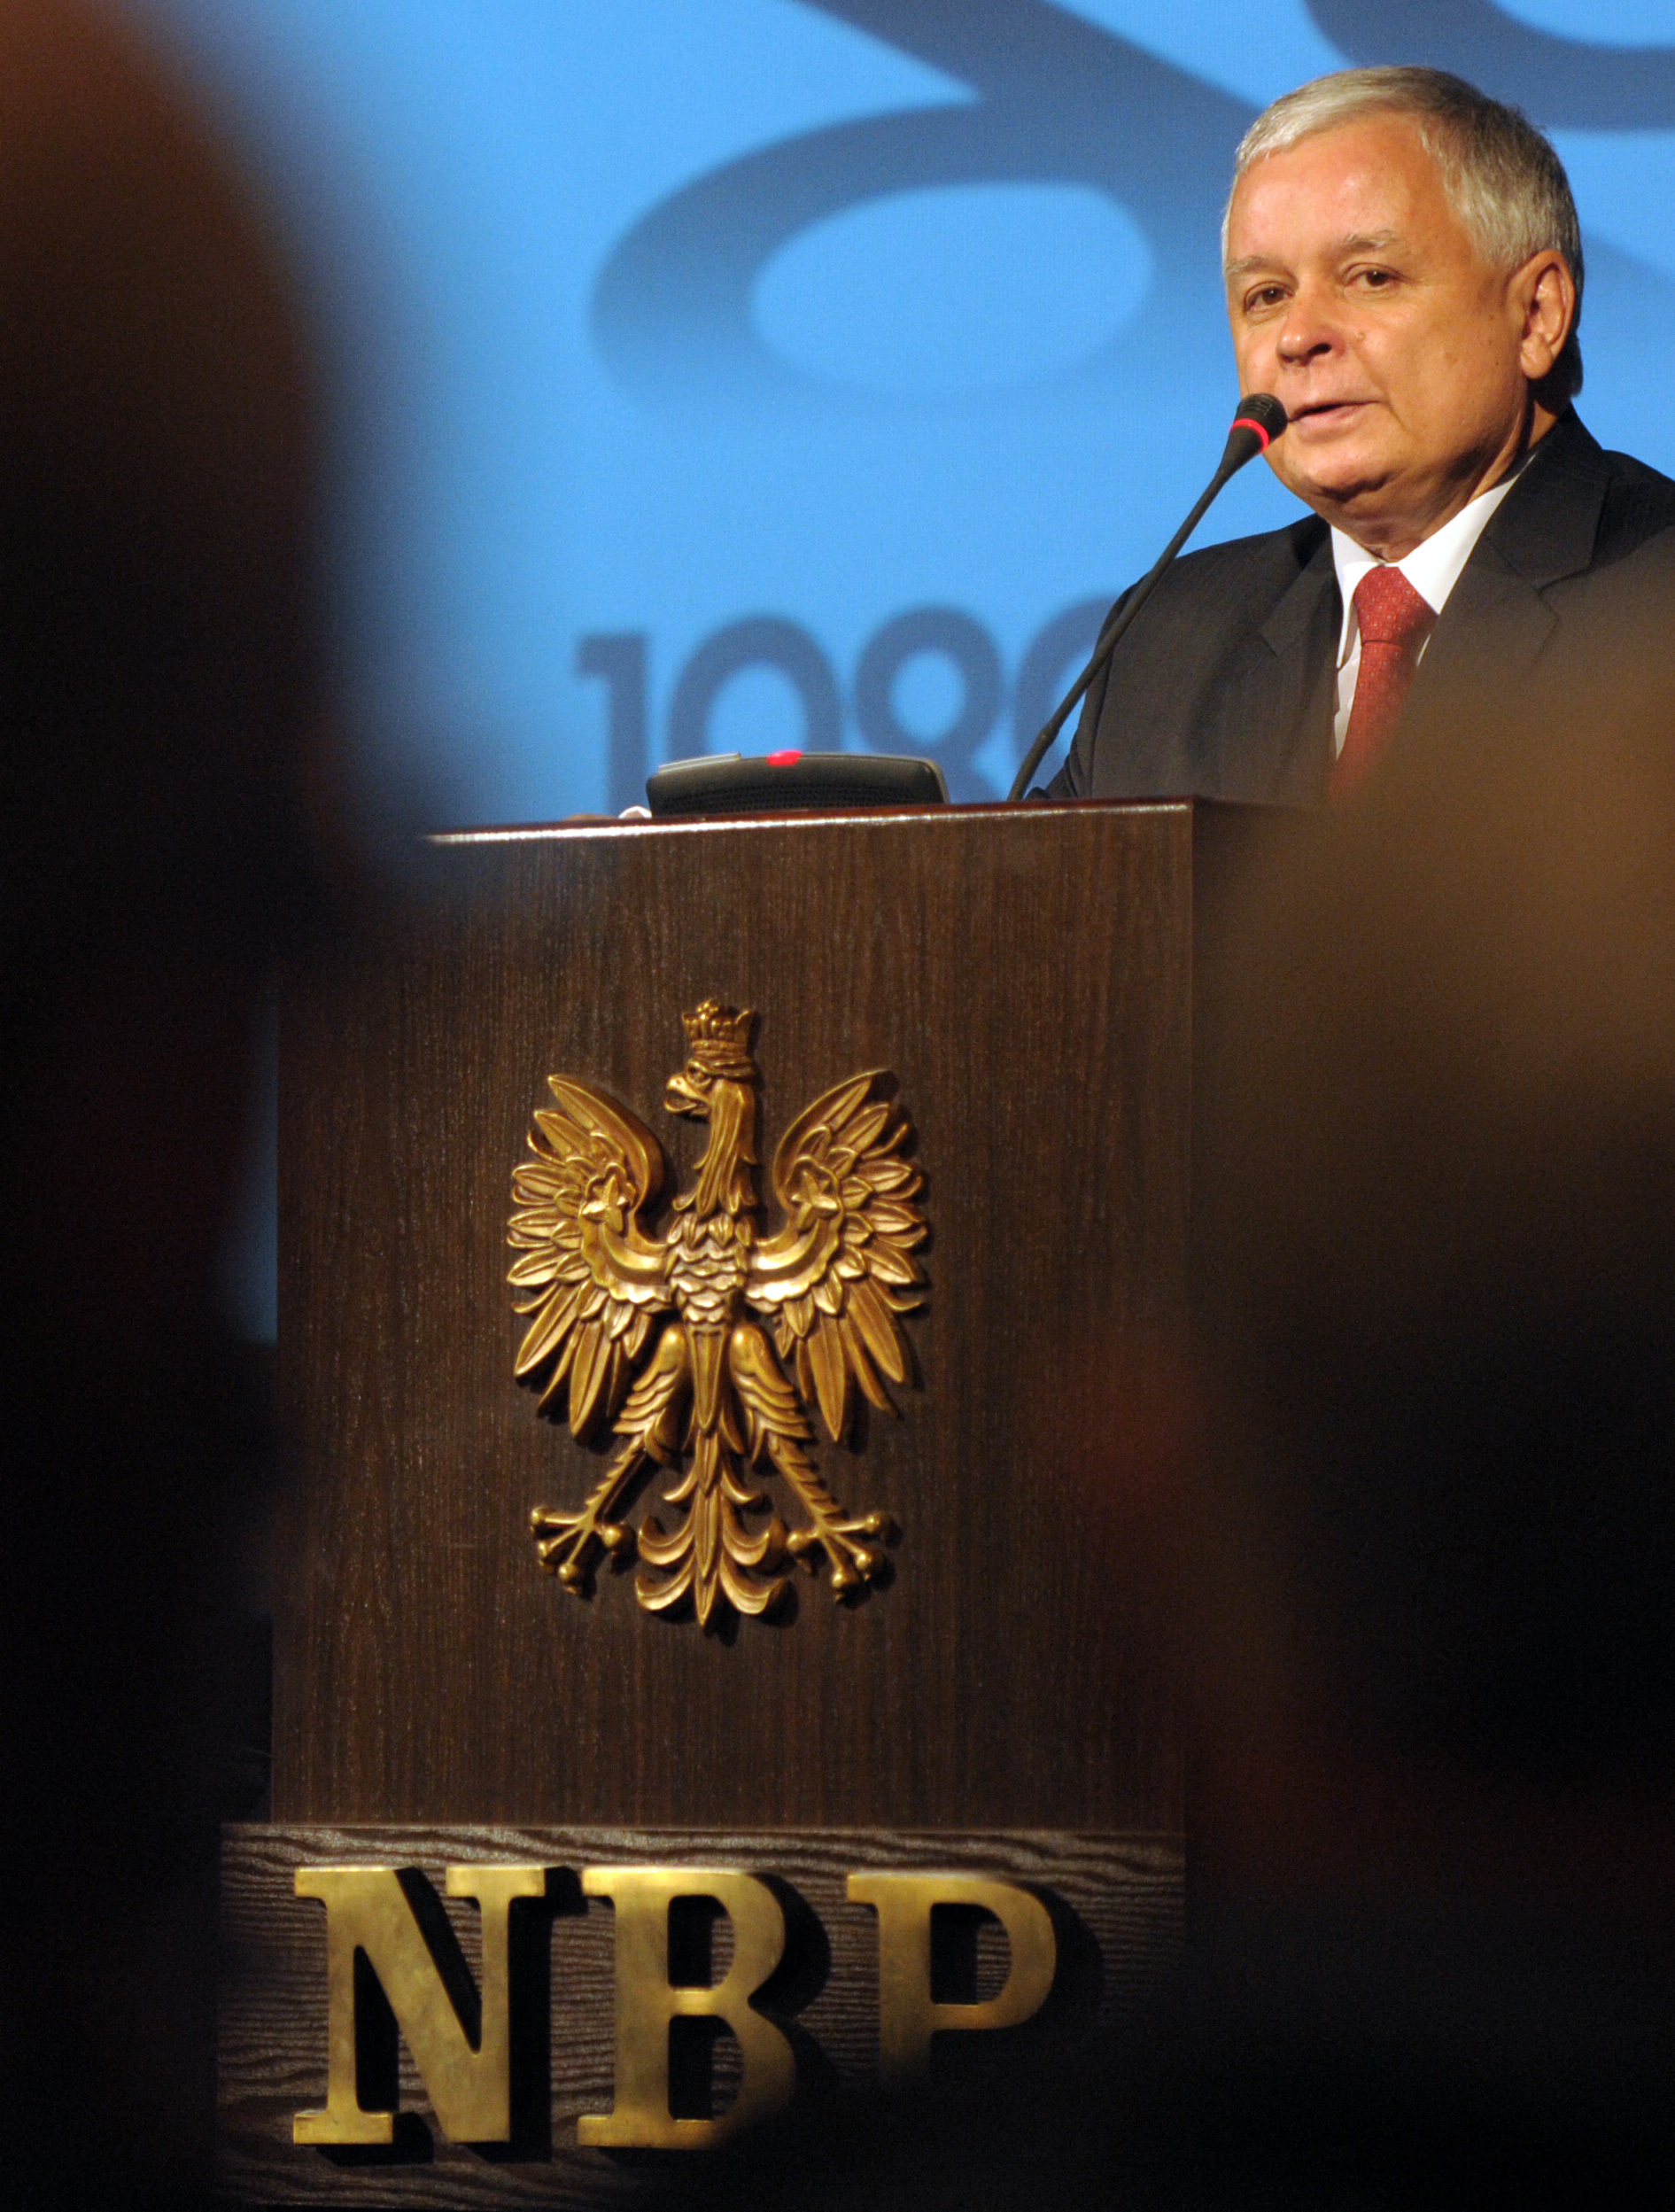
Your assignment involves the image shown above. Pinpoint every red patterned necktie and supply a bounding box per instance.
[1330,564,1434,801]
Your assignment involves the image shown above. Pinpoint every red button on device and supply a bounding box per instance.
[765,749,803,766]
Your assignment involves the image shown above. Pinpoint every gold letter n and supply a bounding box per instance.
[292,1864,547,2146]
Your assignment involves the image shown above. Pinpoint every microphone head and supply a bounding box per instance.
[1233,392,1287,446]
[1222,392,1288,470]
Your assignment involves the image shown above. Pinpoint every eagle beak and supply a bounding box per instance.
[664,1069,706,1117]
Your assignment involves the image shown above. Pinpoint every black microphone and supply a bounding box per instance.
[1006,392,1288,801]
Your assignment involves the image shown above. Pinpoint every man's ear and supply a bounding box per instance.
[1516,250,1576,384]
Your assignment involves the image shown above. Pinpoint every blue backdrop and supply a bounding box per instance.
[117,2,1675,1334]
[120,0,1675,824]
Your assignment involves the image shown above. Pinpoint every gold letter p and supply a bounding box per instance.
[848,1872,1058,2084]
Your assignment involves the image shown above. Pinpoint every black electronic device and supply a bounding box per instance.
[647,749,947,818]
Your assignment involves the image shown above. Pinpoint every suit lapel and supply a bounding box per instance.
[1407,411,1608,724]
[1239,524,1338,801]
[1408,534,1556,711]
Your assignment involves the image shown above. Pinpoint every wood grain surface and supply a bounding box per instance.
[274,804,1196,1833]
[220,1820,1183,2207]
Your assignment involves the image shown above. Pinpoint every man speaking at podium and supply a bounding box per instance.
[1049,66,1675,805]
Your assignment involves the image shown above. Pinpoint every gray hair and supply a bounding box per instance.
[1225,67,1583,399]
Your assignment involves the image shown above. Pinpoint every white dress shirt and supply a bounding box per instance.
[1330,459,1529,755]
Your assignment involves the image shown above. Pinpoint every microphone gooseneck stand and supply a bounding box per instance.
[1006,393,1289,802]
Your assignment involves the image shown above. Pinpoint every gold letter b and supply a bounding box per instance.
[579,1867,795,2147]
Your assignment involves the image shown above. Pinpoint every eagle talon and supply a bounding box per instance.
[533,1518,589,1566]
[532,1503,632,1591]
[780,1514,888,1592]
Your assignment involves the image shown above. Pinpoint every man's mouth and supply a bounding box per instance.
[1291,399,1370,428]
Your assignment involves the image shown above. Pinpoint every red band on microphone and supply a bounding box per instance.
[1230,415,1273,450]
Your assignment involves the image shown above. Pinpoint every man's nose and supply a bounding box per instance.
[1276,284,1341,366]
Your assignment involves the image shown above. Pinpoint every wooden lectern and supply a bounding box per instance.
[221,799,1235,2202]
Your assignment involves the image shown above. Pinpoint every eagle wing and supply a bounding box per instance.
[745,1071,926,1441]
[507,1075,674,1437]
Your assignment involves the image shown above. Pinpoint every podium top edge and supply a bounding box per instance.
[429,796,1205,846]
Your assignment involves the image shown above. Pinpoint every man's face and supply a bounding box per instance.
[1224,115,1560,555]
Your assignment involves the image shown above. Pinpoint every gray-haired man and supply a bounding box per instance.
[1049,67,1675,803]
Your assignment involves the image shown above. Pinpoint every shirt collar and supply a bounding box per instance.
[1330,454,1532,665]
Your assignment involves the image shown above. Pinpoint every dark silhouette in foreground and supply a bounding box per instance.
[1189,612,1675,2203]
[0,4,331,2202]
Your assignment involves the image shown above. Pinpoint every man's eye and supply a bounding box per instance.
[1244,284,1286,312]
[1354,267,1396,289]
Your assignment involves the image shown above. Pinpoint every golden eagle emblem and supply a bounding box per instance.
[508,1001,926,1626]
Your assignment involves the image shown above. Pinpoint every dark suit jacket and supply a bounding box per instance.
[1046,411,1675,803]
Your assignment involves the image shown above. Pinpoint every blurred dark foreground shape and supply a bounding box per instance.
[1189,583,1675,2205]
[0,2,331,2203]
